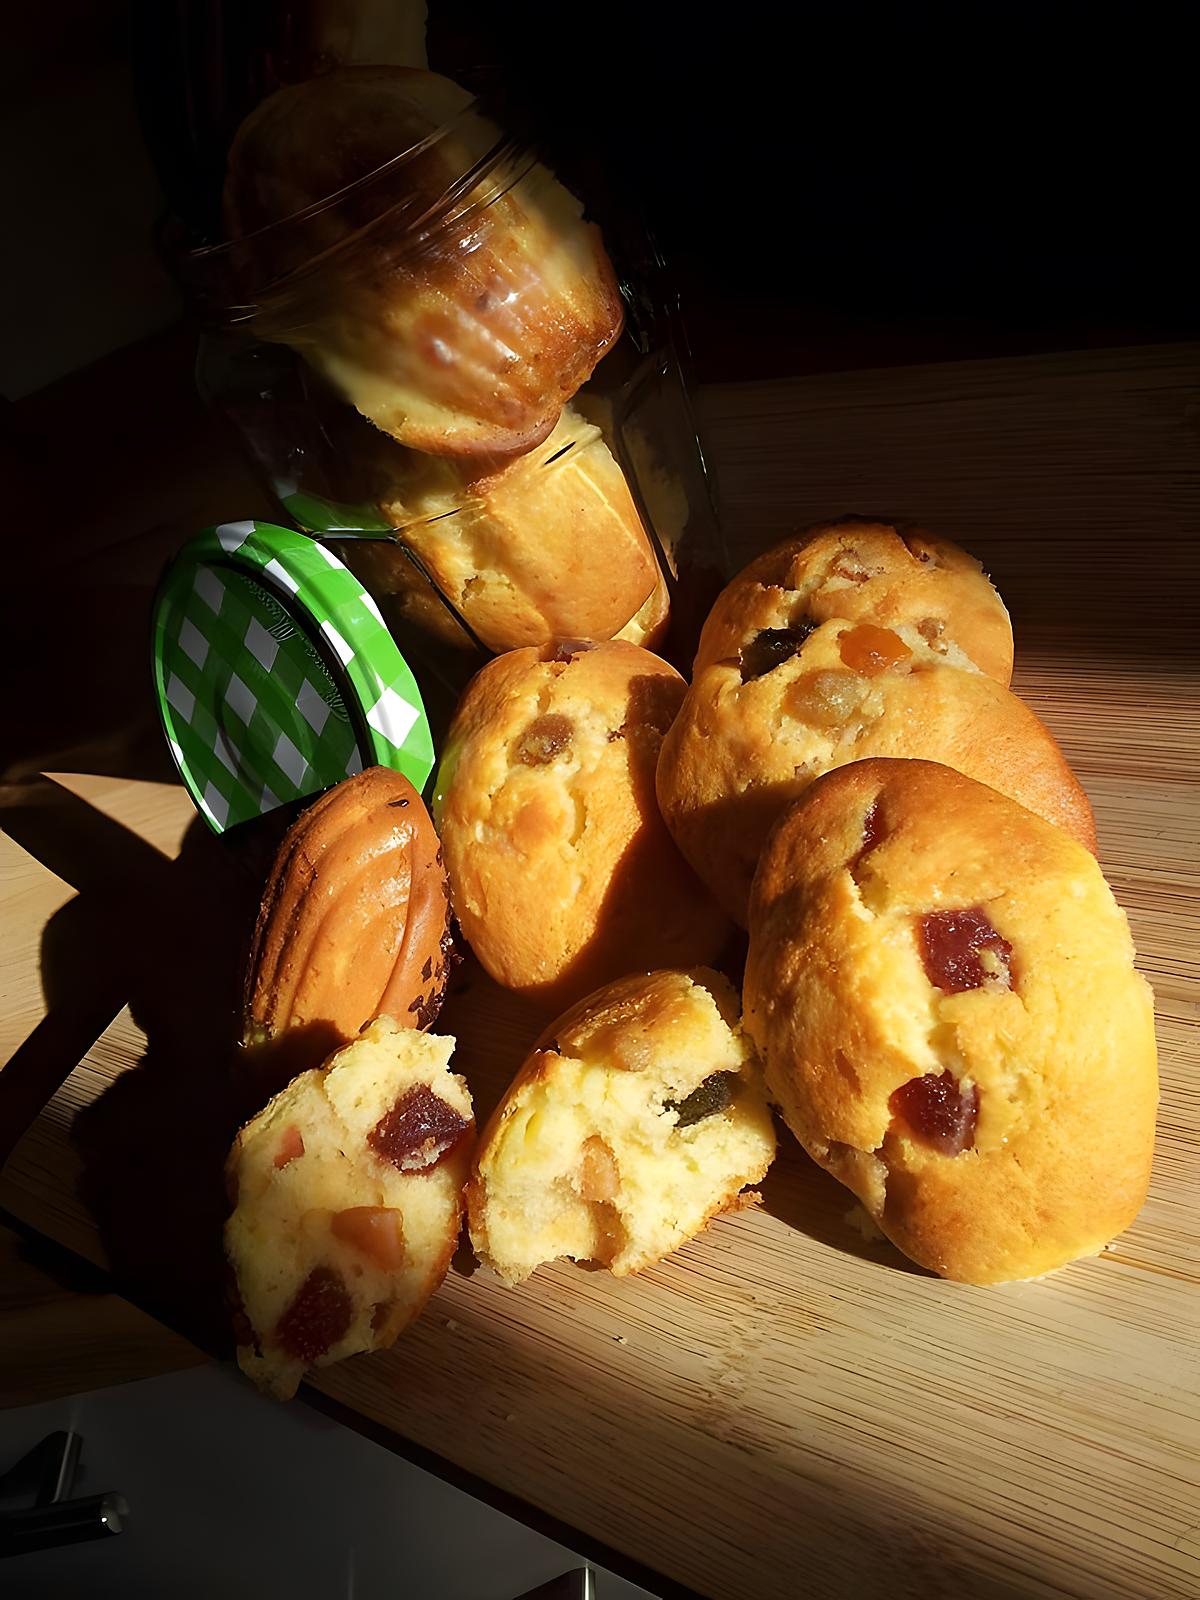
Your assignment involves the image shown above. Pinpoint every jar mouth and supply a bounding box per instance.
[179,97,537,324]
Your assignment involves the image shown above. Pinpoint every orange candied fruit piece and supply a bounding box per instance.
[577,1136,620,1203]
[838,623,912,676]
[331,1206,407,1271]
[273,1125,305,1169]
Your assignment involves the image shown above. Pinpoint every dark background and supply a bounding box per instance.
[424,0,1195,377]
[2,1,1193,400]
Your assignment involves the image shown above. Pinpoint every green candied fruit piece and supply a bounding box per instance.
[664,1071,739,1129]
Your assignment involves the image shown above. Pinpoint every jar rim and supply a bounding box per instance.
[178,96,536,323]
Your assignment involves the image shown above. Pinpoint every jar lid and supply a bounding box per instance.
[151,520,434,833]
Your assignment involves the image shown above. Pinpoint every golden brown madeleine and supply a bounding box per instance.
[744,759,1157,1284]
[433,640,730,1010]
[656,616,1095,926]
[223,67,623,459]
[374,407,662,650]
[467,969,775,1282]
[226,1019,473,1399]
[223,69,472,242]
[694,518,1013,683]
[615,563,672,652]
[243,768,452,1085]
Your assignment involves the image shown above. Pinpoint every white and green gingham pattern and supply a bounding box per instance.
[152,520,433,832]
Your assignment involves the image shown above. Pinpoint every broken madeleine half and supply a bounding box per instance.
[467,969,776,1283]
[226,1018,474,1399]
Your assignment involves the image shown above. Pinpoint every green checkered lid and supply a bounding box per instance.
[152,520,434,833]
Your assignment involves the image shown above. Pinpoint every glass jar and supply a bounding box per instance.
[176,73,727,693]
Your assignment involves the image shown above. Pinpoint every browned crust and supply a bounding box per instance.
[694,517,1014,684]
[616,565,672,652]
[223,68,475,241]
[435,643,731,1009]
[656,633,1095,927]
[744,759,1157,1284]
[242,768,452,1084]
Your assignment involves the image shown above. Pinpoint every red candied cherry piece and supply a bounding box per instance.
[918,907,1014,993]
[890,1070,980,1155]
[848,799,886,881]
[368,1084,469,1172]
[274,1266,353,1361]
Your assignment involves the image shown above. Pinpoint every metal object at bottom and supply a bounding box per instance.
[513,1570,597,1600]
[0,1431,127,1559]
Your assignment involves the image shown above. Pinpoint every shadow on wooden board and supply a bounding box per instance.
[0,777,258,1350]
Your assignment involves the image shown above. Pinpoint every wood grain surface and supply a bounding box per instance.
[1,343,1197,1600]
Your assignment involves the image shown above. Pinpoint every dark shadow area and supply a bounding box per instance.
[436,953,553,1131]
[756,1135,928,1279]
[429,1,1197,382]
[2,322,272,788]
[696,407,1200,664]
[0,776,266,1354]
[2,582,179,788]
[68,810,263,1354]
[0,776,176,1165]
[5,1223,119,1298]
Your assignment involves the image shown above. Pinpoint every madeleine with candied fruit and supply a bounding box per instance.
[743,760,1157,1285]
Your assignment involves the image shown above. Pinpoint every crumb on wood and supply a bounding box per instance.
[844,1204,885,1243]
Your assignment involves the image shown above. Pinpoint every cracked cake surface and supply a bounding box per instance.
[658,609,1095,927]
[743,758,1157,1284]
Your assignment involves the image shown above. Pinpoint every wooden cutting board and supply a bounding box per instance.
[2,344,1197,1600]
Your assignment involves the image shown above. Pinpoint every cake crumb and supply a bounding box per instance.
[845,1204,885,1243]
